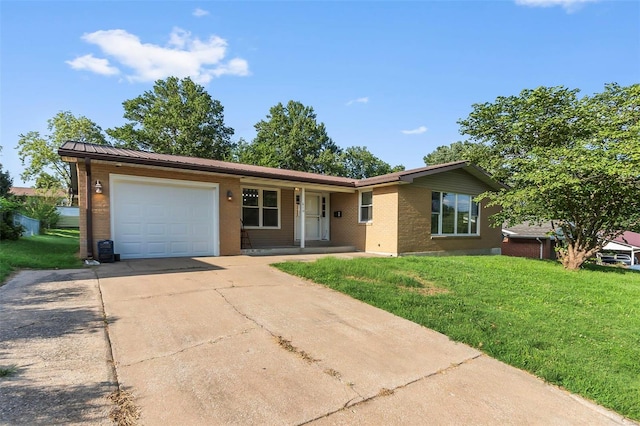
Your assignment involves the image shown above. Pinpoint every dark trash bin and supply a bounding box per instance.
[97,240,115,263]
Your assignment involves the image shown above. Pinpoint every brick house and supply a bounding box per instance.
[502,222,557,260]
[58,142,506,260]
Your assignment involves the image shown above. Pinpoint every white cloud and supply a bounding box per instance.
[514,0,598,12]
[401,126,428,135]
[65,54,120,76]
[346,97,369,106]
[193,8,210,17]
[68,27,249,84]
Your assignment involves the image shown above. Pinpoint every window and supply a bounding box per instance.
[359,190,373,223]
[430,191,479,235]
[242,188,280,228]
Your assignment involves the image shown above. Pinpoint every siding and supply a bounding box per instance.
[412,168,494,195]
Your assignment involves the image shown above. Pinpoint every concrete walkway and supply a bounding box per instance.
[1,254,636,425]
[0,269,116,425]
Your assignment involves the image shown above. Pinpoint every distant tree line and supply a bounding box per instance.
[17,76,402,198]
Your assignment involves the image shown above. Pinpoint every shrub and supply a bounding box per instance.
[20,196,60,232]
[0,197,24,240]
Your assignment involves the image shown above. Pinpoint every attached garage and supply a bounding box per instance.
[110,175,219,259]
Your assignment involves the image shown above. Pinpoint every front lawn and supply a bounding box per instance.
[0,229,83,284]
[274,255,640,421]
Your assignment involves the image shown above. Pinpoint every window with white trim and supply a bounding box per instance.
[359,190,373,223]
[430,191,479,235]
[242,188,280,228]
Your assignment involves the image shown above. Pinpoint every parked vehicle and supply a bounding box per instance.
[597,253,639,266]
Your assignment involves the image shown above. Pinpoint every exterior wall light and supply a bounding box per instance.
[95,180,103,194]
[227,190,233,201]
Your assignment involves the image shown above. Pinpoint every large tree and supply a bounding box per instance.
[423,141,507,182]
[340,146,404,179]
[239,100,342,175]
[459,83,640,270]
[17,111,107,200]
[108,76,235,160]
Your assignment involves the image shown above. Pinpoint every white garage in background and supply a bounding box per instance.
[110,174,219,259]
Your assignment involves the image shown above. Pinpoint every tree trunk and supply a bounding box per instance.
[557,243,597,270]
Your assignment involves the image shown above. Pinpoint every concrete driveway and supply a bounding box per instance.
[1,254,635,425]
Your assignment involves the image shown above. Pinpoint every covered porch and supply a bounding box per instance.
[238,177,361,255]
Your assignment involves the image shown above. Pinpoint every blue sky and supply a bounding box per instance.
[1,0,638,185]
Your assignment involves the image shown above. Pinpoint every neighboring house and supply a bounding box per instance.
[10,187,79,228]
[601,231,640,266]
[502,222,557,260]
[58,141,506,260]
[10,186,67,200]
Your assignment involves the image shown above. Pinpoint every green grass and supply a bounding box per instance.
[274,255,640,421]
[0,229,83,284]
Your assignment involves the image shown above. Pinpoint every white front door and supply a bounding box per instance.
[295,192,329,241]
[304,194,321,240]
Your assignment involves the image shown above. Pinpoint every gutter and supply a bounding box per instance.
[59,148,357,189]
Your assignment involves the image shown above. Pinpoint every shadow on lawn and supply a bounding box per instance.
[582,263,640,275]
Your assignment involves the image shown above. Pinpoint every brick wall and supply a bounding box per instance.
[330,192,366,250]
[396,186,502,255]
[365,186,398,254]
[75,161,242,258]
[244,188,295,248]
[502,237,555,259]
[397,185,430,253]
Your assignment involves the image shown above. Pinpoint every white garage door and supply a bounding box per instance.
[111,175,219,259]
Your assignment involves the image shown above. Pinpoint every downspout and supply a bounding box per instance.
[85,158,94,259]
[536,237,544,260]
[300,187,306,249]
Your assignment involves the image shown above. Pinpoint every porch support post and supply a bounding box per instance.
[300,187,306,249]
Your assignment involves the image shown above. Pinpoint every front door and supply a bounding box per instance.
[295,192,329,241]
[304,193,321,240]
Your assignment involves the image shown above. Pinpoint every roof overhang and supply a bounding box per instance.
[355,161,507,191]
[59,145,356,189]
[59,142,507,194]
[602,241,640,251]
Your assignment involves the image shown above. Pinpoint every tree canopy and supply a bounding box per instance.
[239,100,342,175]
[459,83,640,270]
[340,146,404,179]
[238,100,402,178]
[108,76,235,160]
[422,141,507,181]
[17,111,107,200]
